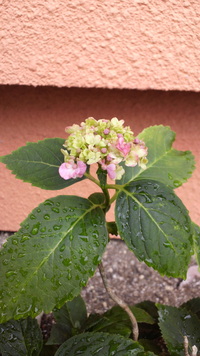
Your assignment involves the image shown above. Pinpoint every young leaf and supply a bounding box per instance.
[118,125,195,188]
[47,295,87,345]
[157,304,200,355]
[85,305,155,338]
[0,195,108,323]
[115,180,193,278]
[54,332,156,355]
[0,317,43,356]
[0,138,87,190]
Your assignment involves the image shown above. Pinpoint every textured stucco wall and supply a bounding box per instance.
[0,86,200,231]
[1,1,200,90]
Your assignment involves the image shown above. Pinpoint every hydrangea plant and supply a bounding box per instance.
[0,118,200,355]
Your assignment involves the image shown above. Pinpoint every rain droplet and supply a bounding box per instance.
[20,235,30,242]
[43,214,50,220]
[31,225,39,235]
[37,208,41,213]
[6,270,17,278]
[59,244,66,252]
[79,235,89,242]
[53,224,62,231]
[12,238,18,245]
[93,255,101,265]
[52,207,60,213]
[173,180,181,187]
[168,173,173,180]
[44,200,54,206]
[80,256,88,265]
[30,214,36,220]
[62,258,71,267]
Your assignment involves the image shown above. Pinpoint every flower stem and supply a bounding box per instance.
[98,262,139,341]
[84,172,101,187]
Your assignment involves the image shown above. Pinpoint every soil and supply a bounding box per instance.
[1,231,200,315]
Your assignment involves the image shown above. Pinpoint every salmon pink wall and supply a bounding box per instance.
[1,1,200,90]
[0,86,199,231]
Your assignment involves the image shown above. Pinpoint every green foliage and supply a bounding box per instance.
[115,180,193,278]
[0,122,199,354]
[0,317,43,356]
[119,125,195,188]
[0,196,108,323]
[0,138,87,190]
[85,305,155,338]
[54,332,155,356]
[158,304,200,355]
[47,296,87,345]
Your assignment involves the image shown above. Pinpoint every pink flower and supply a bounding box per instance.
[101,163,116,180]
[59,160,87,180]
[116,137,131,156]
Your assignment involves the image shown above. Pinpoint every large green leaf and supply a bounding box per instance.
[0,317,43,356]
[54,332,156,355]
[0,138,87,190]
[118,126,195,188]
[0,195,108,323]
[115,180,193,278]
[157,304,200,355]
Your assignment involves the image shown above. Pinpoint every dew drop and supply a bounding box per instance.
[79,235,89,242]
[163,242,172,248]
[31,225,39,235]
[53,224,62,231]
[69,234,74,241]
[79,279,87,287]
[52,207,60,213]
[30,214,36,220]
[59,244,66,252]
[93,255,101,265]
[12,238,18,245]
[37,208,41,213]
[62,258,71,267]
[44,200,54,206]
[67,271,72,280]
[168,173,173,180]
[43,214,50,220]
[6,270,17,278]
[173,180,181,187]
[40,227,46,232]
[2,259,9,266]
[80,256,88,265]
[18,253,25,258]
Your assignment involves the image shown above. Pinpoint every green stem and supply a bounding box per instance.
[105,184,123,190]
[84,172,101,187]
[98,262,139,341]
[110,191,118,205]
[102,188,110,210]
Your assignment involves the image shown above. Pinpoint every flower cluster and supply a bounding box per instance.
[59,117,148,180]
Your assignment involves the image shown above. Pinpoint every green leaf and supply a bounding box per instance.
[85,305,155,338]
[157,304,200,355]
[115,180,193,278]
[54,332,156,355]
[192,222,200,268]
[0,138,87,190]
[0,317,43,356]
[47,295,87,345]
[181,298,200,320]
[106,222,118,236]
[0,196,108,323]
[118,125,195,188]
